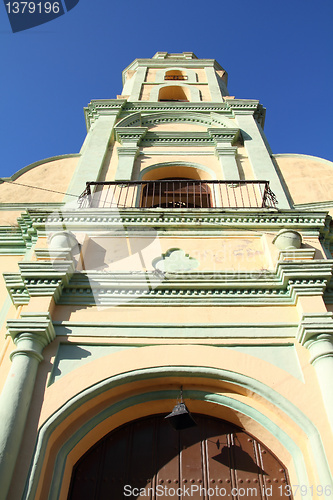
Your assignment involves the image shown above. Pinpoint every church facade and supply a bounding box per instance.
[0,52,332,499]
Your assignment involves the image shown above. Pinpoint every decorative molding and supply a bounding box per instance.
[0,227,26,255]
[297,313,333,345]
[7,312,55,346]
[27,208,329,232]
[53,321,298,339]
[84,100,127,130]
[4,260,333,307]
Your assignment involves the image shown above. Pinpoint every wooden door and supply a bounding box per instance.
[68,414,292,500]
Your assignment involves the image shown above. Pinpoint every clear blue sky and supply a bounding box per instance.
[1,0,333,179]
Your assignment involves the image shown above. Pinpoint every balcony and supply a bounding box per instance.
[78,180,277,209]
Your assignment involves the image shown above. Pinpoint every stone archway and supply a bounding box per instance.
[68,414,292,500]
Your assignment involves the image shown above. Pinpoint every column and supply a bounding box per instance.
[297,313,333,430]
[232,109,291,208]
[0,313,55,499]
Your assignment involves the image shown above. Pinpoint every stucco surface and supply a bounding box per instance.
[274,154,333,205]
[0,157,79,203]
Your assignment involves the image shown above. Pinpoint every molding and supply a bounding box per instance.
[115,110,237,129]
[83,100,127,130]
[297,313,333,345]
[4,259,333,307]
[27,208,329,232]
[0,227,27,255]
[4,260,75,304]
[7,312,55,345]
[53,322,297,339]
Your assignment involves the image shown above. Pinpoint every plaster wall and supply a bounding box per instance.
[79,234,267,272]
[0,157,79,203]
[274,155,333,205]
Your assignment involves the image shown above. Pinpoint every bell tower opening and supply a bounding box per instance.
[158,85,190,102]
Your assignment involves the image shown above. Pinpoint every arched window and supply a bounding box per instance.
[158,85,190,102]
[141,177,212,208]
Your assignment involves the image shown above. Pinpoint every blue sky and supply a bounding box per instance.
[1,0,333,179]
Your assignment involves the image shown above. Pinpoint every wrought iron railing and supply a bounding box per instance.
[78,180,277,209]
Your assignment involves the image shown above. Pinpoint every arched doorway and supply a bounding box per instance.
[68,414,292,499]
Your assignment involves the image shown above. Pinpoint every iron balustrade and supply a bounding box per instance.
[164,75,188,80]
[78,180,277,209]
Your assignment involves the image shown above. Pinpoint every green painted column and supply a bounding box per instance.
[231,108,291,208]
[297,313,333,430]
[64,104,124,202]
[0,313,55,499]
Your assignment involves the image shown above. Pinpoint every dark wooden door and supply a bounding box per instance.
[68,414,292,500]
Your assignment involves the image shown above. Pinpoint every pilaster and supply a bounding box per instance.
[204,66,225,101]
[129,66,148,101]
[0,313,55,500]
[215,146,239,180]
[115,127,147,181]
[297,313,333,430]
[229,103,291,208]
[64,103,124,201]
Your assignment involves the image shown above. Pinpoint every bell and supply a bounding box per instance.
[165,401,197,430]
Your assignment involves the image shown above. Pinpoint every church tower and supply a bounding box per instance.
[0,52,332,499]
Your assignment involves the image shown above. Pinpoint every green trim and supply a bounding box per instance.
[53,322,298,339]
[0,155,80,184]
[23,367,332,500]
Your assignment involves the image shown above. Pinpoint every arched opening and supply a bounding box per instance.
[164,69,188,81]
[140,177,212,208]
[68,414,292,500]
[158,85,190,102]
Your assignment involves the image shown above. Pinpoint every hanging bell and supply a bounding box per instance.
[165,401,197,431]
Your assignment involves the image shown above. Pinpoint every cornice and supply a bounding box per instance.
[25,208,329,233]
[84,99,127,130]
[0,227,26,255]
[84,99,264,130]
[5,259,333,307]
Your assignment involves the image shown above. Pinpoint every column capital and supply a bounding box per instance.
[297,313,333,345]
[215,145,238,157]
[7,312,55,350]
[226,99,260,116]
[115,127,148,146]
[117,146,140,157]
[207,127,240,145]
